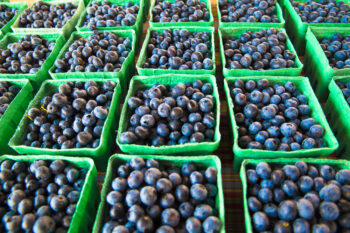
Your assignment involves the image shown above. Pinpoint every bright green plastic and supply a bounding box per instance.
[325,76,350,158]
[149,0,214,27]
[136,26,216,76]
[240,158,350,233]
[48,29,136,93]
[304,27,350,102]
[9,78,122,171]
[219,27,303,78]
[0,2,27,36]
[0,79,33,155]
[75,0,146,43]
[11,0,85,39]
[0,154,99,233]
[224,76,339,171]
[92,154,226,233]
[117,74,221,155]
[217,2,285,28]
[0,32,66,90]
[280,0,350,55]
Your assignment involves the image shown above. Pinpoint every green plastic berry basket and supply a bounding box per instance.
[9,78,122,171]
[218,27,303,78]
[92,153,226,233]
[0,2,27,36]
[240,158,350,233]
[325,76,350,158]
[75,0,146,46]
[116,74,221,155]
[48,29,136,94]
[136,26,216,76]
[0,32,66,90]
[149,0,214,27]
[217,1,285,28]
[0,79,34,155]
[0,154,99,233]
[11,0,85,39]
[223,76,338,171]
[279,0,350,55]
[304,27,350,102]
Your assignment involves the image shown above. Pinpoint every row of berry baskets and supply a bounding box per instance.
[0,0,350,232]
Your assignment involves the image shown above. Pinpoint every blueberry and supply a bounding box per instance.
[247,169,259,184]
[282,180,299,197]
[319,184,341,202]
[320,165,336,180]
[32,216,56,233]
[185,217,202,233]
[296,198,314,220]
[256,162,272,179]
[127,170,144,188]
[127,204,145,223]
[298,176,314,193]
[258,188,273,203]
[313,224,330,233]
[156,225,176,233]
[282,165,300,181]
[139,186,157,206]
[278,200,297,221]
[202,216,221,233]
[161,208,180,227]
[193,204,212,221]
[274,220,292,233]
[252,211,269,232]
[271,169,285,185]
[293,218,310,233]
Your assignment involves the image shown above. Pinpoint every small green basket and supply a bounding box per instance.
[304,27,350,102]
[136,26,216,76]
[75,0,146,45]
[240,158,350,233]
[11,0,85,39]
[0,154,99,233]
[325,76,350,158]
[219,27,303,78]
[0,32,66,90]
[48,29,136,94]
[0,79,34,155]
[280,0,350,55]
[92,154,226,233]
[217,2,285,28]
[117,74,221,155]
[224,76,339,171]
[149,0,214,27]
[0,2,27,36]
[9,78,122,171]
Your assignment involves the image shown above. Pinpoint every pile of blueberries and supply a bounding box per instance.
[219,0,279,23]
[223,28,297,70]
[19,1,77,29]
[0,5,18,28]
[83,1,139,30]
[0,81,20,119]
[54,31,132,73]
[0,159,86,232]
[291,0,350,23]
[142,29,214,70]
[230,79,327,151]
[23,80,116,149]
[247,161,350,232]
[319,33,350,69]
[119,80,216,146]
[152,0,210,23]
[102,157,222,233]
[336,80,350,105]
[0,35,55,74]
